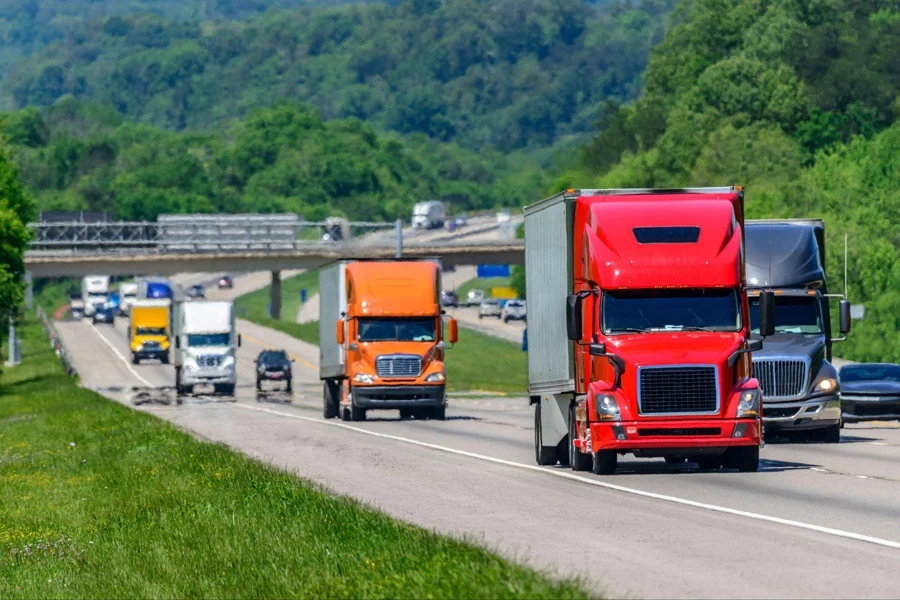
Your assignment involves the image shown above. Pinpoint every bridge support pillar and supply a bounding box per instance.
[24,271,33,309]
[270,270,282,320]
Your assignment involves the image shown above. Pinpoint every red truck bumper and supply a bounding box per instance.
[587,418,761,455]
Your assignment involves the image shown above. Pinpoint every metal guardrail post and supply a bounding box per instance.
[395,219,403,258]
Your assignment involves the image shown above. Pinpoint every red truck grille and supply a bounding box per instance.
[638,366,719,415]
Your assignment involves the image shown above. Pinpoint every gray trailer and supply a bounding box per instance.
[318,260,349,381]
[746,219,851,441]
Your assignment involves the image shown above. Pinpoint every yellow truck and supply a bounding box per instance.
[129,299,171,364]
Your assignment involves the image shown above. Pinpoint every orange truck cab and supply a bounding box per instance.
[319,259,459,422]
[525,187,777,475]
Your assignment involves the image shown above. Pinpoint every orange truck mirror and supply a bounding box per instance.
[336,319,345,345]
[448,318,458,344]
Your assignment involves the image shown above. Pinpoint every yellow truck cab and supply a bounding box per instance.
[129,299,171,364]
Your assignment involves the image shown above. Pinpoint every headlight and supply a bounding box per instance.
[353,373,376,384]
[815,378,838,393]
[737,388,760,418]
[425,372,445,383]
[595,394,621,421]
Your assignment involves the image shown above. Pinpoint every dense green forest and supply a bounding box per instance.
[2,98,545,220]
[561,0,900,362]
[1,0,675,151]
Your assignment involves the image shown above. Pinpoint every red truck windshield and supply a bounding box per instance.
[602,288,741,334]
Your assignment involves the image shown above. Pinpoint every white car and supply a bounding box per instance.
[501,300,526,323]
[497,210,512,224]
[478,299,502,319]
[467,289,485,306]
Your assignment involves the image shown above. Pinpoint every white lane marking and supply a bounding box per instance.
[235,403,900,552]
[872,442,887,446]
[88,323,152,387]
[857,475,871,480]
[811,467,829,473]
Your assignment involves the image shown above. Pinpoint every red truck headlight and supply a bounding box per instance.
[595,394,621,421]
[737,388,761,419]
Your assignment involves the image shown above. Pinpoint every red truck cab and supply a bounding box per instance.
[525,187,774,474]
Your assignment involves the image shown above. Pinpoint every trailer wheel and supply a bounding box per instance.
[592,450,617,475]
[568,403,591,471]
[323,380,339,419]
[534,402,558,466]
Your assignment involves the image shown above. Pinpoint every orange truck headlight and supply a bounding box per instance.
[353,373,376,384]
[425,372,445,383]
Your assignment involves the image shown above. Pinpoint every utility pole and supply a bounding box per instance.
[395,219,403,258]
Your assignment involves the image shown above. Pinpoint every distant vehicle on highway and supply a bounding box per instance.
[119,282,137,316]
[92,303,116,325]
[478,298,502,319]
[501,299,526,323]
[496,210,512,224]
[412,200,446,230]
[441,290,459,308]
[446,215,467,232]
[256,349,294,393]
[187,284,205,299]
[323,217,347,242]
[466,289,484,306]
[218,275,234,289]
[69,293,85,319]
[839,363,900,423]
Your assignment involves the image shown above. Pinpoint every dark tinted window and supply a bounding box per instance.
[633,226,700,244]
[603,288,740,333]
[749,296,822,334]
[259,350,288,364]
[187,333,229,346]
[358,318,435,342]
[840,365,900,382]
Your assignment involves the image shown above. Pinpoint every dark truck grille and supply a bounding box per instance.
[142,341,160,349]
[752,359,808,399]
[197,354,223,368]
[375,355,422,378]
[638,366,719,415]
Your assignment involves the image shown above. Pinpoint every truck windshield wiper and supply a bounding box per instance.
[679,326,716,332]
[609,328,648,334]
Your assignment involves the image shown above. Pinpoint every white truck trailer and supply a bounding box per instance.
[81,275,110,317]
[119,282,138,316]
[172,300,240,396]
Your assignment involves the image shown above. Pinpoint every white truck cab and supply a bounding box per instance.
[173,300,240,396]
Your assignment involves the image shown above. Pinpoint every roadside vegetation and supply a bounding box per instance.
[235,270,321,344]
[0,319,587,598]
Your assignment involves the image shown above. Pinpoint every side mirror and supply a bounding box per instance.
[336,319,345,345]
[448,318,458,344]
[839,299,851,335]
[759,290,776,337]
[566,294,582,341]
[748,339,763,352]
[588,343,606,356]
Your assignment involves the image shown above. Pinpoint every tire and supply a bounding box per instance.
[323,380,339,419]
[160,353,169,365]
[592,450,617,475]
[568,403,591,472]
[399,408,413,420]
[664,456,687,465]
[286,379,293,394]
[256,378,262,392]
[534,402,558,466]
[696,455,723,470]
[822,423,841,444]
[349,404,367,422]
[431,405,446,420]
[724,446,760,472]
[503,317,509,324]
[175,367,182,395]
[478,314,484,320]
[132,353,139,365]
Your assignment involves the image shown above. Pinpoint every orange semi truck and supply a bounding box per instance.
[319,259,459,421]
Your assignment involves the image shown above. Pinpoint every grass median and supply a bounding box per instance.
[235,270,320,344]
[0,319,587,598]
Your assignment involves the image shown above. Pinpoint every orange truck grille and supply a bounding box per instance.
[375,355,422,378]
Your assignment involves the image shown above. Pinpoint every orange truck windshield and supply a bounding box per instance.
[358,318,435,342]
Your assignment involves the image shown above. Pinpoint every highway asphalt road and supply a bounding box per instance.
[55,306,900,598]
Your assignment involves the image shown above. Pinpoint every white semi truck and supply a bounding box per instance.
[119,282,138,316]
[412,200,446,230]
[173,300,240,397]
[81,275,110,317]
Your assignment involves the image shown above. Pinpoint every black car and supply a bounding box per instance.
[839,363,900,423]
[187,284,205,299]
[92,304,116,325]
[256,349,294,392]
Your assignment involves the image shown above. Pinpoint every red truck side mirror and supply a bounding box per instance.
[448,318,458,344]
[336,319,345,345]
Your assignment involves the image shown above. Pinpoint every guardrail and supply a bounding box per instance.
[36,306,77,377]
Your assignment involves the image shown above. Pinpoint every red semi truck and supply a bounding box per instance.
[525,187,775,474]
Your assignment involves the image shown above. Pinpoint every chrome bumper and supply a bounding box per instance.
[763,395,840,430]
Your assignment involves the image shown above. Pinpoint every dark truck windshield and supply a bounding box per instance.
[602,289,740,334]
[749,295,822,335]
[358,318,435,342]
[840,365,900,382]
[188,333,230,346]
[136,327,166,336]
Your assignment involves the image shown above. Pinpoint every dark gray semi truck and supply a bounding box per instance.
[746,219,851,442]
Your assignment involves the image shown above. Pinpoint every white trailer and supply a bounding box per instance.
[81,275,110,317]
[172,300,240,397]
[119,282,138,315]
